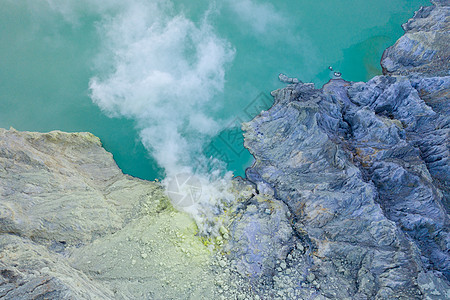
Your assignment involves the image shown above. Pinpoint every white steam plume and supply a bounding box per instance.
[86,0,237,231]
[226,0,285,35]
[89,2,235,174]
[30,0,239,233]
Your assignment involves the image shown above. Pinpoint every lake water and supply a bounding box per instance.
[0,0,429,180]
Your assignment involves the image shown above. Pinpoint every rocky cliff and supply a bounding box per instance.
[224,0,450,299]
[1,1,449,299]
[0,129,218,299]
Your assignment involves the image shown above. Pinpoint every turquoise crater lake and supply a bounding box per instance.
[0,0,429,180]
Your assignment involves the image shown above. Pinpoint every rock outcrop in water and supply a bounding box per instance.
[222,0,449,299]
[0,1,449,299]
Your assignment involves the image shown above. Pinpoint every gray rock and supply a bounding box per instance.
[381,1,450,76]
[225,194,295,279]
[0,129,125,247]
[279,73,301,84]
[239,1,450,297]
[0,128,216,299]
[1,1,449,299]
[0,234,115,299]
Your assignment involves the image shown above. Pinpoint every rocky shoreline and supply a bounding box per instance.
[229,2,449,298]
[1,1,449,299]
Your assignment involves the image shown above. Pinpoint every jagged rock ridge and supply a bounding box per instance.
[0,1,449,299]
[229,1,449,298]
[0,129,216,299]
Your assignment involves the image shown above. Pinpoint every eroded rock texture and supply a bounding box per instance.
[230,1,450,299]
[381,0,450,76]
[0,129,216,299]
[0,1,449,300]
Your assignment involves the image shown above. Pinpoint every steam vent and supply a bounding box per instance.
[1,0,449,299]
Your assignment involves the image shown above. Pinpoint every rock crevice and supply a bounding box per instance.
[0,1,449,299]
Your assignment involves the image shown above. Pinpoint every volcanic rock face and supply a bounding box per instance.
[1,1,449,300]
[234,1,449,298]
[0,129,216,299]
[381,0,450,76]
